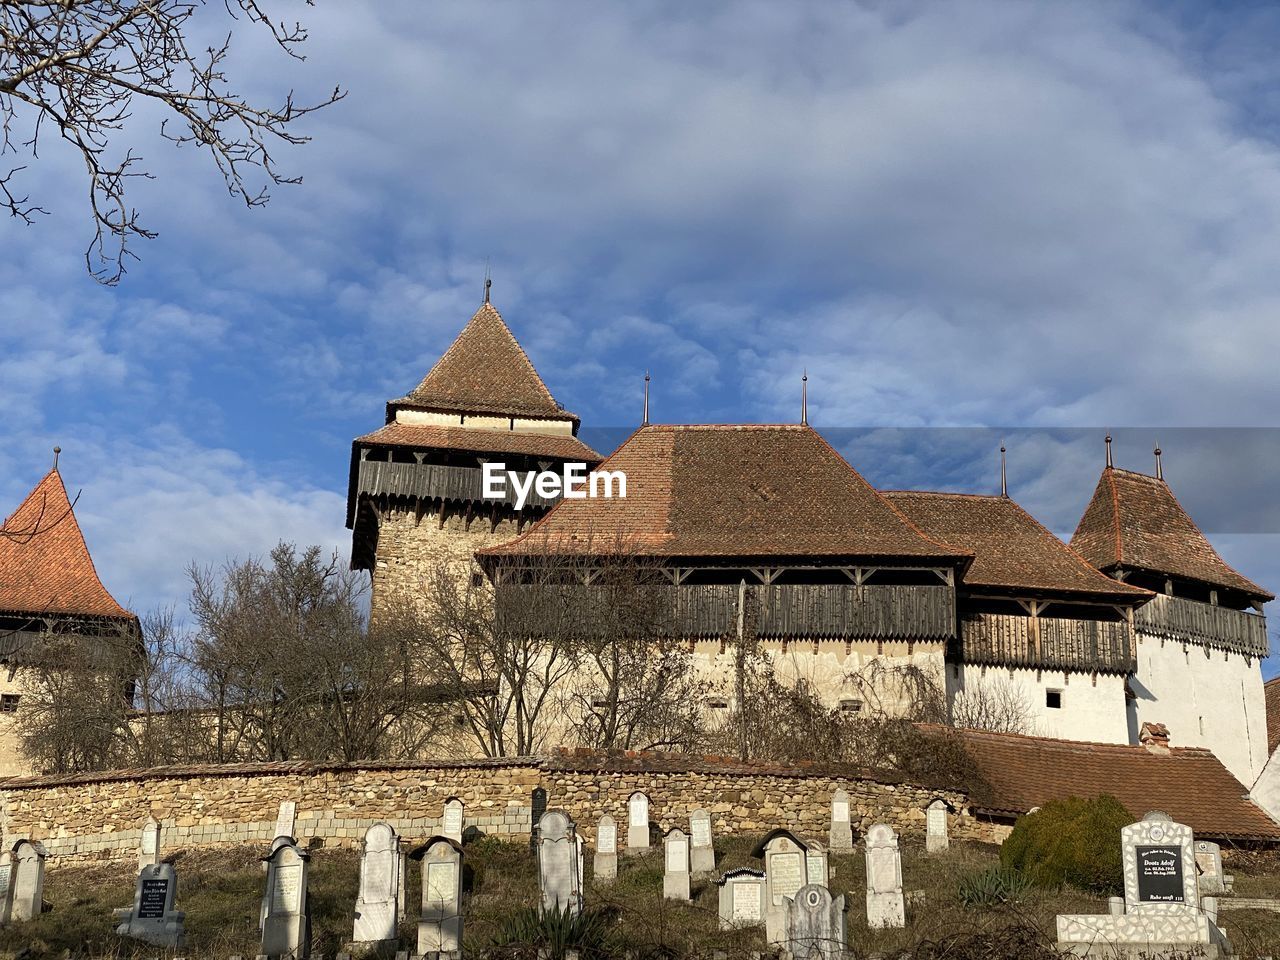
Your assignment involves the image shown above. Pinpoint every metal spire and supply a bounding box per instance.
[642,372,650,426]
[801,370,808,426]
[52,446,60,471]
[483,259,492,304]
[1105,433,1113,469]
[1154,441,1163,481]
[1000,442,1007,498]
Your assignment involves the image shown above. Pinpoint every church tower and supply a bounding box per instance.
[347,298,600,618]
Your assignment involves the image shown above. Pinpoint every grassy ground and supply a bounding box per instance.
[0,838,1274,958]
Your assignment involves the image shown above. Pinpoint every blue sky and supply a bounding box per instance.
[1,1,1278,678]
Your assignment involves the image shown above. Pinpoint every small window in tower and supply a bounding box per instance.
[1046,689,1063,710]
[0,695,19,713]
[471,572,485,588]
[705,697,729,710]
[839,698,864,714]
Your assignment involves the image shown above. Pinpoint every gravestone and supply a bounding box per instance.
[442,797,465,843]
[864,824,905,929]
[925,799,949,854]
[412,836,463,955]
[115,862,185,947]
[627,791,650,851]
[805,842,829,887]
[716,868,767,930]
[828,789,853,852]
[1195,840,1226,896]
[530,786,548,851]
[274,800,298,841]
[755,829,811,945]
[689,808,716,874]
[139,817,162,872]
[7,839,46,922]
[1123,812,1198,912]
[664,828,691,901]
[352,822,400,945]
[537,810,582,917]
[786,883,847,960]
[260,838,309,958]
[593,814,618,882]
[0,852,10,923]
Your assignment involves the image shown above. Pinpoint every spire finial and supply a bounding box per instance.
[642,372,650,426]
[1154,440,1163,481]
[52,446,61,471]
[1105,433,1113,469]
[483,259,492,304]
[801,370,808,426]
[1000,442,1007,498]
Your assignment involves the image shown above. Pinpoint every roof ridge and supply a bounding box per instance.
[925,722,1217,755]
[882,489,1005,501]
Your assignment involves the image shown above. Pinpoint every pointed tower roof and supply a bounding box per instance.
[0,469,134,619]
[1070,467,1272,601]
[389,302,575,422]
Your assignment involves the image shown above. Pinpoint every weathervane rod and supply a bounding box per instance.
[801,370,808,426]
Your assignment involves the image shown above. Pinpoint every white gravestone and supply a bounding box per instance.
[0,852,11,924]
[593,814,618,882]
[864,824,905,929]
[786,883,848,960]
[414,836,463,955]
[689,808,716,874]
[925,799,949,854]
[115,862,185,948]
[537,810,582,917]
[756,830,811,945]
[353,822,400,944]
[627,791,650,851]
[139,817,162,872]
[828,789,853,852]
[274,800,297,841]
[442,797,465,843]
[716,868,767,930]
[6,839,46,923]
[806,842,829,887]
[1195,840,1226,896]
[261,839,309,958]
[664,828,691,901]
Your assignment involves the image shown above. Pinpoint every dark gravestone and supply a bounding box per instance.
[1135,846,1184,903]
[530,787,548,850]
[137,877,169,920]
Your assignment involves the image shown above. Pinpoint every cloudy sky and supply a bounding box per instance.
[2,0,1279,677]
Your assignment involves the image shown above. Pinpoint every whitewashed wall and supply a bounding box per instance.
[945,663,1130,744]
[1250,746,1280,824]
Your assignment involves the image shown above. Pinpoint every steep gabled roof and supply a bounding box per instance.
[884,491,1149,601]
[481,424,973,562]
[1266,676,1280,757]
[357,423,600,463]
[1070,467,1272,600]
[389,302,574,421]
[0,470,133,620]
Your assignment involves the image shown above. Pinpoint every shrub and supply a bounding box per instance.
[956,864,1031,907]
[1000,794,1133,894]
[490,905,618,959]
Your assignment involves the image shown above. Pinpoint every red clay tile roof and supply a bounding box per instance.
[937,725,1280,842]
[390,302,575,421]
[481,425,973,562]
[357,422,600,463]
[884,491,1149,601]
[1070,467,1271,600]
[0,470,133,620]
[1266,677,1280,756]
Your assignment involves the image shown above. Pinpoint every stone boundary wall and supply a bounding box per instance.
[0,753,993,866]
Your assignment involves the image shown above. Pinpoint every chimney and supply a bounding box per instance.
[1139,722,1171,754]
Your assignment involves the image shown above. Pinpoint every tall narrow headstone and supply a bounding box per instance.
[530,786,548,851]
[115,862,185,947]
[139,817,162,872]
[537,810,582,917]
[442,797,465,843]
[756,830,810,945]
[828,789,853,852]
[353,823,400,945]
[274,800,297,841]
[413,836,463,955]
[1194,840,1225,896]
[689,808,716,874]
[593,814,618,882]
[0,851,11,924]
[664,828,691,901]
[864,824,905,929]
[805,841,830,887]
[627,791,650,851]
[261,838,309,958]
[925,799,949,854]
[786,883,847,960]
[6,839,46,922]
[716,868,767,930]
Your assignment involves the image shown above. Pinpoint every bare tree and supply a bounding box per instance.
[0,1,342,282]
[950,676,1035,734]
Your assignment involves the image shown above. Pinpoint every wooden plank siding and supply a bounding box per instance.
[959,612,1136,674]
[1134,593,1270,657]
[356,459,557,510]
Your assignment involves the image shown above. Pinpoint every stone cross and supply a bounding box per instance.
[805,841,829,887]
[1194,840,1225,896]
[716,868,766,930]
[925,799,950,854]
[260,838,309,958]
[863,824,905,929]
[627,791,650,851]
[6,839,46,923]
[414,836,463,955]
[786,883,848,960]
[689,808,715,874]
[758,830,810,945]
[537,810,582,917]
[1122,811,1199,914]
[663,828,691,901]
[828,789,853,852]
[115,862,185,948]
[442,797,465,843]
[593,814,618,883]
[139,817,162,873]
[353,822,400,945]
[274,800,297,841]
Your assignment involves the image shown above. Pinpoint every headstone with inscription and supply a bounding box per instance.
[1195,840,1226,896]
[925,799,950,854]
[412,836,463,955]
[864,824,905,929]
[754,829,811,945]
[139,817,162,872]
[352,822,400,945]
[627,791,650,851]
[537,810,582,917]
[7,839,46,923]
[593,814,618,882]
[786,883,847,960]
[530,786,548,851]
[115,862,185,947]
[442,797,465,843]
[828,789,853,852]
[689,808,716,874]
[274,800,298,841]
[0,852,11,924]
[716,868,767,930]
[260,838,309,958]
[664,828,692,901]
[806,841,830,887]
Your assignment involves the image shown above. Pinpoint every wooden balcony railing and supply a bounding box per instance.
[1133,593,1270,657]
[959,612,1136,674]
[356,459,556,510]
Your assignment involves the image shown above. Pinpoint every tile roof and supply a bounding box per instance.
[390,302,575,421]
[1070,467,1272,600]
[0,470,133,620]
[481,425,973,562]
[357,422,600,463]
[1266,677,1280,756]
[884,491,1149,601]
[935,725,1280,842]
